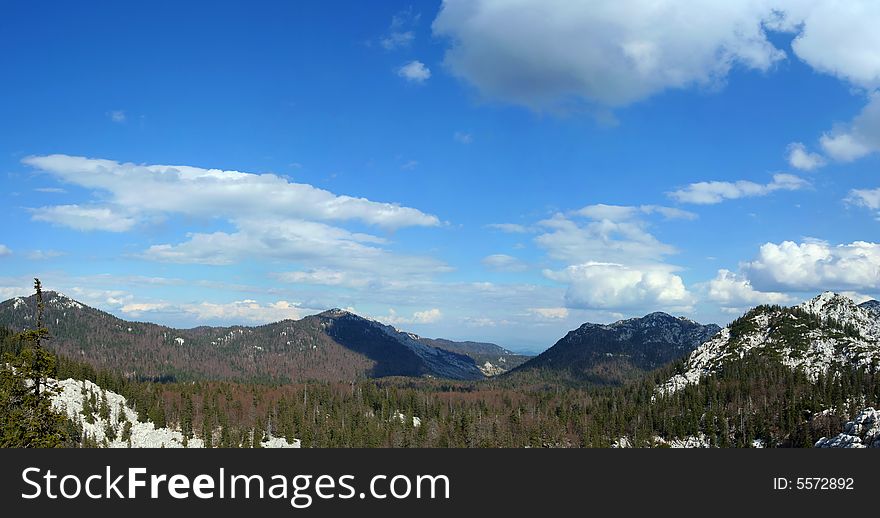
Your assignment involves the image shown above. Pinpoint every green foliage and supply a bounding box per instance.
[0,279,71,447]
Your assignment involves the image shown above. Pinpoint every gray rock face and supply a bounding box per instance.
[815,408,880,448]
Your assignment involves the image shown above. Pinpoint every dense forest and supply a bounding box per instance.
[3,282,878,448]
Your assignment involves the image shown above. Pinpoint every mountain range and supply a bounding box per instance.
[0,292,526,382]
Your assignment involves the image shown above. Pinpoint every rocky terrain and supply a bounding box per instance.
[658,293,880,395]
[814,408,880,448]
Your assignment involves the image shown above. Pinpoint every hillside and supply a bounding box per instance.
[507,312,720,385]
[416,338,531,376]
[0,292,490,382]
[658,292,880,395]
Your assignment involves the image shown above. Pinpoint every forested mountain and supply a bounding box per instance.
[0,292,493,382]
[4,289,880,448]
[506,312,720,385]
[659,292,880,395]
[416,338,531,375]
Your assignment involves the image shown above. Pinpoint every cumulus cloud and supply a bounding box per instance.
[482,254,527,272]
[786,142,826,171]
[703,269,794,312]
[742,240,880,292]
[433,0,786,110]
[668,173,809,205]
[818,92,880,162]
[846,188,880,218]
[785,1,880,90]
[544,262,692,311]
[398,60,431,83]
[0,245,11,257]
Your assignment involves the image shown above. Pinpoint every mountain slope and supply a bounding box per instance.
[659,292,880,395]
[47,377,298,448]
[416,338,531,376]
[0,293,485,382]
[507,312,720,385]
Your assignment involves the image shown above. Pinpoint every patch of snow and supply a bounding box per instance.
[174,337,185,346]
[45,377,299,448]
[391,411,421,428]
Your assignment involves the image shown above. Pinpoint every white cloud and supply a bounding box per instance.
[544,262,692,311]
[486,223,532,234]
[398,60,431,83]
[108,110,126,123]
[786,142,826,171]
[381,8,420,50]
[275,268,372,289]
[34,187,66,193]
[703,269,794,312]
[742,240,880,292]
[535,213,676,265]
[0,245,11,257]
[24,155,447,286]
[30,204,137,232]
[382,31,415,50]
[26,249,65,261]
[846,187,880,218]
[482,254,527,272]
[376,307,443,326]
[785,1,880,90]
[433,0,785,110]
[668,173,809,205]
[818,92,880,162]
[453,131,473,144]
[528,307,569,320]
[121,299,305,324]
[23,155,439,230]
[574,203,697,221]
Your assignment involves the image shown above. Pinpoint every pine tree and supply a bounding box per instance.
[0,279,69,447]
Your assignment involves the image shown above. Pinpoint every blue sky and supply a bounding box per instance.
[2,1,880,353]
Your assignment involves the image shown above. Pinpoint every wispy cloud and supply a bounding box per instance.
[668,174,809,205]
[107,110,126,123]
[453,131,473,144]
[482,254,527,272]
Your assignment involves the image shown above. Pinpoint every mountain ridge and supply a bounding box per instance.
[506,311,721,385]
[658,292,880,396]
[0,292,520,382]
